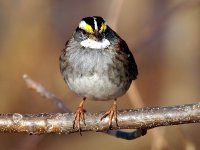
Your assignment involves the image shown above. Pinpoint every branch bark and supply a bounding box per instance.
[0,102,199,134]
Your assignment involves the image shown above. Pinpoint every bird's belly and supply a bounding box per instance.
[67,73,130,101]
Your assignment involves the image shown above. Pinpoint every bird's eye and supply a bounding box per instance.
[99,23,107,33]
[81,29,86,35]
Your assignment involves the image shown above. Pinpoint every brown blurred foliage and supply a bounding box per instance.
[0,0,199,150]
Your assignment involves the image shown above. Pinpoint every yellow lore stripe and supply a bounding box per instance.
[99,23,107,33]
[84,24,93,33]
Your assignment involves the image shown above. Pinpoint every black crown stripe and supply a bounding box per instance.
[82,17,95,31]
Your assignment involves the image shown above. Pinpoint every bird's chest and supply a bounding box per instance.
[68,73,123,100]
[66,49,129,100]
[68,48,114,75]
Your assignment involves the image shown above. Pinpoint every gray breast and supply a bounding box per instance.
[61,41,132,100]
[67,43,114,77]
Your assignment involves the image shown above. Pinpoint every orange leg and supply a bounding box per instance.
[101,99,118,129]
[73,97,86,135]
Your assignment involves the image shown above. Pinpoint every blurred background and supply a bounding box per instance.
[0,0,200,150]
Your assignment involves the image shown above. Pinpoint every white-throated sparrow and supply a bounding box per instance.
[60,16,138,133]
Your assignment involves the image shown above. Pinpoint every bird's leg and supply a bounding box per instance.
[73,97,86,135]
[101,99,118,129]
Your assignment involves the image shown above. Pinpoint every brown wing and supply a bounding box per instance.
[105,26,138,80]
[59,40,70,75]
[117,39,138,80]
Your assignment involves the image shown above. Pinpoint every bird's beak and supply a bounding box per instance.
[88,31,103,41]
[94,31,103,41]
[89,34,97,40]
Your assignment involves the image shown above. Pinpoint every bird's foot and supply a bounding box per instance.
[100,100,118,129]
[73,99,86,135]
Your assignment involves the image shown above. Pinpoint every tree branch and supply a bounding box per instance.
[0,103,199,134]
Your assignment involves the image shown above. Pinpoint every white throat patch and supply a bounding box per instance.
[81,38,110,49]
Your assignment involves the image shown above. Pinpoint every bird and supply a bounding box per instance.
[59,16,138,133]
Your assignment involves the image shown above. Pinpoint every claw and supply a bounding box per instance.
[73,98,86,135]
[101,99,118,129]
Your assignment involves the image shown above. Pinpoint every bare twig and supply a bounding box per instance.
[107,0,124,30]
[0,103,199,134]
[23,74,70,113]
[127,83,145,108]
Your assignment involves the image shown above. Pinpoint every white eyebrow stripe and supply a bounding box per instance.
[93,17,98,31]
[79,20,86,30]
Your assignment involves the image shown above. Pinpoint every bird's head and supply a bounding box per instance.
[78,16,107,41]
[75,16,110,49]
